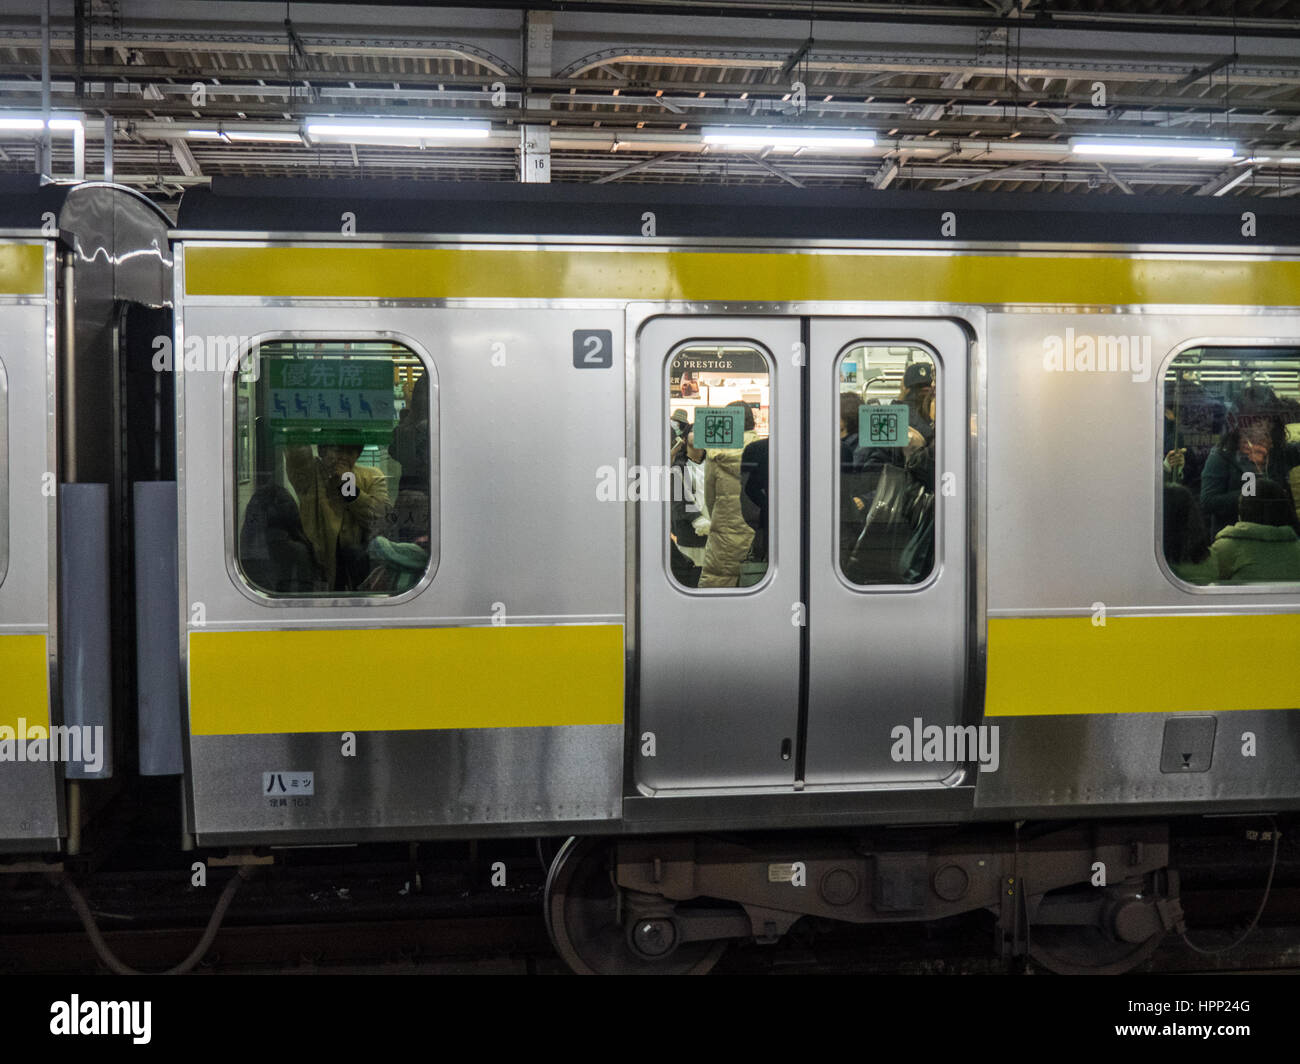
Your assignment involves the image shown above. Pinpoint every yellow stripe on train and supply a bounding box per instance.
[188,624,624,735]
[0,634,50,731]
[0,243,45,296]
[184,245,1300,306]
[986,613,1300,716]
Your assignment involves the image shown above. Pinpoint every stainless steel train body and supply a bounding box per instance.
[5,180,1299,973]
[162,183,1300,849]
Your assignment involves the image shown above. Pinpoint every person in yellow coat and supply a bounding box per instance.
[285,435,390,591]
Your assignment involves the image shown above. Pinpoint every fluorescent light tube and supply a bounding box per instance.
[1069,137,1236,161]
[305,119,491,140]
[0,117,47,131]
[224,130,302,142]
[701,126,876,149]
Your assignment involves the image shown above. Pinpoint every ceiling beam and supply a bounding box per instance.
[1174,54,1239,90]
[157,0,1300,40]
[746,152,803,187]
[592,151,684,183]
[1096,162,1133,195]
[170,139,200,176]
[937,159,1042,190]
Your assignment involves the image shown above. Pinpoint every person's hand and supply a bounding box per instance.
[1164,449,1186,471]
[1245,442,1269,468]
[853,496,866,512]
[904,426,924,453]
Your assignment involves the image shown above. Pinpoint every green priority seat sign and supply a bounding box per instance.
[266,357,395,445]
[694,406,747,450]
[860,403,909,448]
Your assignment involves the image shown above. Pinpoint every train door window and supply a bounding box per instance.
[666,344,771,590]
[1161,345,1300,586]
[836,345,937,587]
[233,339,435,598]
[0,355,7,590]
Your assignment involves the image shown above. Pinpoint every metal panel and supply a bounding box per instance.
[976,709,1300,810]
[634,314,802,791]
[978,308,1300,813]
[804,319,972,785]
[177,294,626,838]
[190,726,621,843]
[986,310,1300,615]
[0,273,60,849]
[57,483,111,779]
[135,480,183,776]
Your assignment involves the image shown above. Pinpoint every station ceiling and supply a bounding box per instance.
[1,0,1299,209]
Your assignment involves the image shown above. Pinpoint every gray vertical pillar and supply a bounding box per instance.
[59,483,112,778]
[134,481,183,775]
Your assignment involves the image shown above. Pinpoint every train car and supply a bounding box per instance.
[0,178,171,857]
[151,180,1300,972]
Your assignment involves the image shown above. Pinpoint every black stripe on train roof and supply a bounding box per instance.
[177,177,1300,247]
[0,176,70,232]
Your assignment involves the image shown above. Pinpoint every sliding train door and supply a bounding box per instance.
[635,313,973,796]
[804,319,973,785]
[635,315,802,790]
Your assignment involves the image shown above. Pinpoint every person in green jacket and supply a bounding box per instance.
[1209,480,1300,584]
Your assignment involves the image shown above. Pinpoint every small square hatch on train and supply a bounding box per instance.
[1159,716,1217,774]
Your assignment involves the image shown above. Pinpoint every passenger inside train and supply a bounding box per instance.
[1162,346,1300,585]
[235,340,433,596]
[841,348,937,586]
[666,346,769,589]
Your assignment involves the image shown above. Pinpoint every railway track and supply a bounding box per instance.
[3,881,1298,975]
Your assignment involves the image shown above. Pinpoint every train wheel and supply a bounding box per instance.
[1026,882,1167,975]
[1028,926,1163,975]
[544,837,727,975]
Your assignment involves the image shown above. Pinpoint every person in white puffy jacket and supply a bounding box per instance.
[699,401,758,588]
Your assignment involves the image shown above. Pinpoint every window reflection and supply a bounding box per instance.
[235,340,433,597]
[667,345,770,589]
[838,346,937,586]
[1164,347,1300,585]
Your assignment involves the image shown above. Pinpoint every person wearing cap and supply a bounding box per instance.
[285,436,390,591]
[900,362,936,448]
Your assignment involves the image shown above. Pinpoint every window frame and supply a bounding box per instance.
[662,338,777,595]
[1156,336,1300,595]
[223,330,440,607]
[832,340,943,594]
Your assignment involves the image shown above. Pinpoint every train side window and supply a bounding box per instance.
[233,339,434,599]
[836,345,937,587]
[1161,346,1300,587]
[0,356,7,591]
[666,344,771,590]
